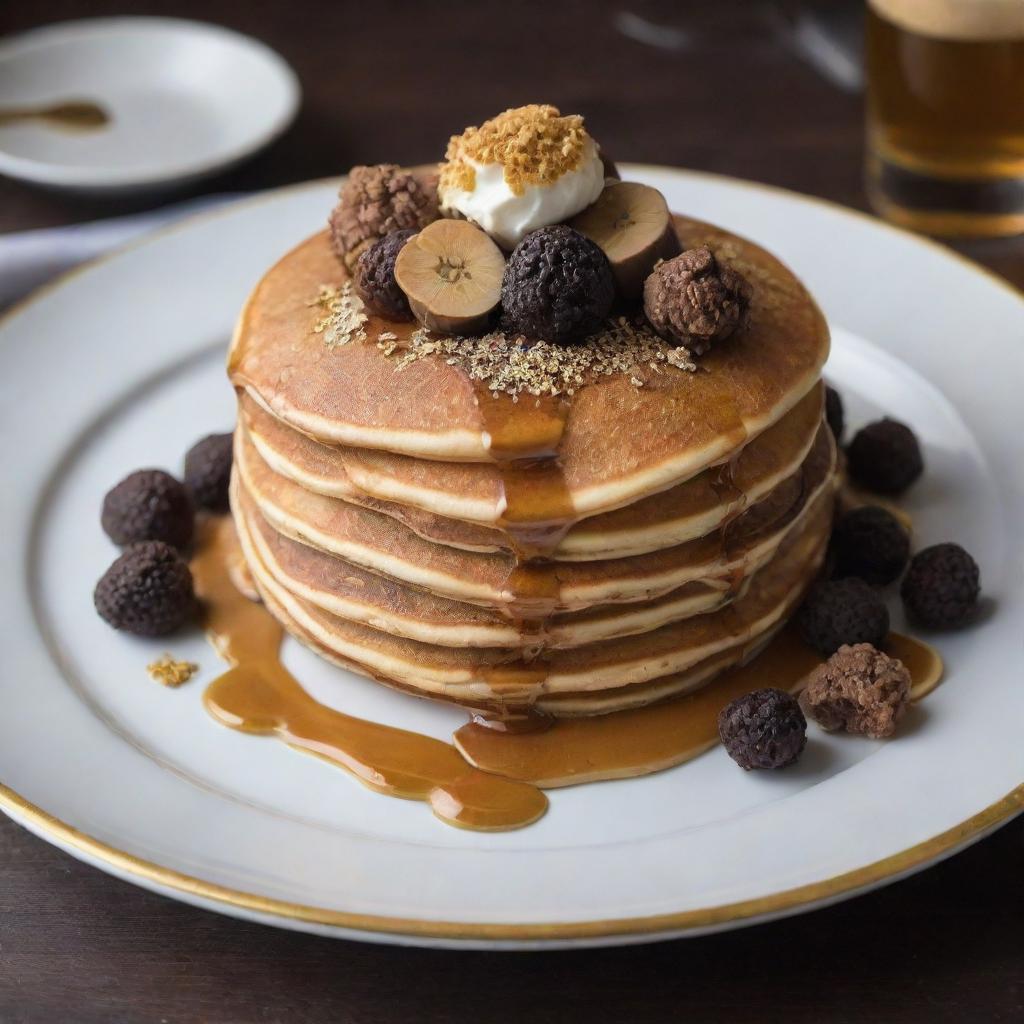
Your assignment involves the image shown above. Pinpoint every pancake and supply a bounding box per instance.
[273,592,787,717]
[235,422,836,614]
[226,200,836,721]
[240,382,824,559]
[235,485,832,714]
[228,218,829,534]
[233,480,744,650]
[242,396,506,554]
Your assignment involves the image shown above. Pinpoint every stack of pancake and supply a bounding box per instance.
[227,214,835,718]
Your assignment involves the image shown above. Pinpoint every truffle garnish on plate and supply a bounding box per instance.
[797,577,890,657]
[328,164,439,271]
[831,505,910,585]
[101,469,194,550]
[718,688,807,770]
[800,643,911,738]
[184,434,233,513]
[846,417,923,495]
[643,246,752,354]
[901,543,981,628]
[94,541,195,636]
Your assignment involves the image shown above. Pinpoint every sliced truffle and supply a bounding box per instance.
[328,164,439,271]
[94,541,195,636]
[643,246,751,354]
[718,688,807,770]
[800,643,911,738]
[501,225,615,344]
[846,418,923,495]
[831,505,910,585]
[354,229,416,320]
[101,469,194,550]
[901,543,981,628]
[797,577,890,657]
[184,434,233,513]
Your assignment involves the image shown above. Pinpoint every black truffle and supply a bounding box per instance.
[94,541,195,636]
[797,578,890,657]
[825,385,844,443]
[718,688,807,770]
[184,434,233,513]
[846,418,923,495]
[101,469,194,549]
[354,229,416,320]
[901,543,980,628]
[832,505,910,585]
[500,225,615,344]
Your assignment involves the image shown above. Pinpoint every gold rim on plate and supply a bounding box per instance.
[2,782,1020,939]
[1,171,1021,942]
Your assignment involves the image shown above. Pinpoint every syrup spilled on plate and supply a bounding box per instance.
[193,516,547,832]
[193,516,943,832]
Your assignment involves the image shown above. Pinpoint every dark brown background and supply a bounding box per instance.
[1,2,1022,1022]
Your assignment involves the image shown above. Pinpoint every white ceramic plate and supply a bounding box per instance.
[0,168,1021,950]
[0,18,299,194]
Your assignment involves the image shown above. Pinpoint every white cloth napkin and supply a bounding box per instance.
[0,193,244,309]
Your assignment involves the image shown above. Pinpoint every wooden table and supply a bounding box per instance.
[2,3,1021,1021]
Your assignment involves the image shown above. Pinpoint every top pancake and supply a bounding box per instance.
[229,217,829,518]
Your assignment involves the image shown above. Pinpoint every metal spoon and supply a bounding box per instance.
[0,100,110,131]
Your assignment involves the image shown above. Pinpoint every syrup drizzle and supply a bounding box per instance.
[193,517,944,829]
[193,517,548,831]
[474,385,576,560]
[471,382,761,623]
[472,385,573,642]
[456,628,822,786]
[456,627,945,787]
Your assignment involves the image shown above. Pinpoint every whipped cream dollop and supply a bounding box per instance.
[438,105,607,250]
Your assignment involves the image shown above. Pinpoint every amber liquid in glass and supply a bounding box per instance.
[866,0,1024,236]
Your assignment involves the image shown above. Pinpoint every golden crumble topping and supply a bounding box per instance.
[385,318,695,399]
[440,105,591,198]
[311,282,368,348]
[147,653,199,688]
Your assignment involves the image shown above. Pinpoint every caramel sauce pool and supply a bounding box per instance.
[887,631,944,700]
[192,517,944,830]
[456,629,822,786]
[460,630,944,787]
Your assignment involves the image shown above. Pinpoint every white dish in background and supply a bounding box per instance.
[0,17,300,194]
[0,168,1021,949]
